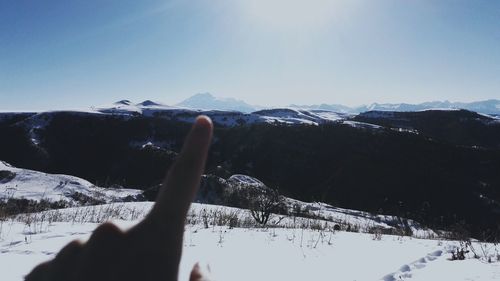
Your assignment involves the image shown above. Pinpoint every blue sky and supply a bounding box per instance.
[1,0,499,110]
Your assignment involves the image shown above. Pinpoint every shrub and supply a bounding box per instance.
[0,170,16,183]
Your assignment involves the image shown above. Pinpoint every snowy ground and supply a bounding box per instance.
[0,202,499,281]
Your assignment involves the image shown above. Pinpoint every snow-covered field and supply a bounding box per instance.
[0,202,499,281]
[1,162,499,280]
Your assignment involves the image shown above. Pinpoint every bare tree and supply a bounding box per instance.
[246,186,284,226]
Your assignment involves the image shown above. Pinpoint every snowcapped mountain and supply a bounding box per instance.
[294,99,500,115]
[359,99,500,114]
[177,93,257,113]
[173,93,500,116]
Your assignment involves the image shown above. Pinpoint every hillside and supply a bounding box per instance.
[0,161,143,205]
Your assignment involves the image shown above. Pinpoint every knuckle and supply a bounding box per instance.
[55,240,83,260]
[87,222,124,247]
[25,261,53,281]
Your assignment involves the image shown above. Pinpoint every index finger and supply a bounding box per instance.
[147,115,213,230]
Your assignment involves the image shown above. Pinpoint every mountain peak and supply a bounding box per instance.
[193,92,215,99]
[177,93,256,113]
[114,100,132,106]
[137,100,162,107]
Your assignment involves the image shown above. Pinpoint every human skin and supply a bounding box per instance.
[25,116,214,281]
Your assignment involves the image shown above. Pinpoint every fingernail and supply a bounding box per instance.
[196,115,212,125]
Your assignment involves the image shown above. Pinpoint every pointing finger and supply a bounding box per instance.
[147,115,213,230]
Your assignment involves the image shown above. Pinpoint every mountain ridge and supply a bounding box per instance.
[175,93,500,115]
[176,93,257,113]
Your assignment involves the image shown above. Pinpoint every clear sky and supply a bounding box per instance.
[1,0,499,110]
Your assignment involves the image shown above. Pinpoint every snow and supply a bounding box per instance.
[0,161,143,204]
[342,120,384,129]
[310,109,349,121]
[17,113,54,145]
[391,127,419,134]
[253,108,345,125]
[95,101,353,127]
[416,108,462,112]
[227,174,265,188]
[128,139,176,150]
[0,202,498,281]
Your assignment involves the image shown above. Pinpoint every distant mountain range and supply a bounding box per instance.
[294,100,500,115]
[176,93,258,113]
[176,93,500,115]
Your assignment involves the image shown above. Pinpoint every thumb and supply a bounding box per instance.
[189,262,212,281]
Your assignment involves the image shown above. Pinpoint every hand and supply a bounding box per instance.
[25,116,214,281]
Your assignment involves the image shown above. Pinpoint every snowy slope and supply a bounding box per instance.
[253,108,347,125]
[0,164,424,237]
[206,174,434,237]
[0,162,416,236]
[0,161,143,204]
[0,202,498,281]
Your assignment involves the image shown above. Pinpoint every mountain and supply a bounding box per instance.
[291,99,500,115]
[177,93,257,113]
[358,100,500,114]
[108,95,500,116]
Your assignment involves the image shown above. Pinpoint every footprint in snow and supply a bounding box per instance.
[16,250,35,255]
[429,250,443,257]
[426,250,442,261]
[399,265,411,272]
[2,240,23,247]
[381,273,397,281]
[41,234,65,239]
[22,230,45,235]
[41,250,55,256]
[380,249,444,280]
[66,231,88,236]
